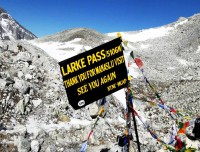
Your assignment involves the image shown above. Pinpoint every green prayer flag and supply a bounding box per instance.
[130,51,134,59]
[178,122,184,129]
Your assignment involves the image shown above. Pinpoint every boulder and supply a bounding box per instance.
[18,71,24,78]
[0,79,6,89]
[14,125,27,136]
[25,73,33,80]
[15,99,25,114]
[31,99,42,108]
[58,114,71,122]
[88,103,99,118]
[31,140,40,152]
[13,77,29,94]
[14,136,30,152]
[45,145,56,152]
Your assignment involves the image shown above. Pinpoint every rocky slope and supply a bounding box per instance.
[0,12,200,152]
[0,7,37,40]
[0,40,128,152]
[122,14,200,116]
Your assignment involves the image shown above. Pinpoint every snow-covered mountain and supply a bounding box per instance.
[0,7,37,40]
[31,28,113,61]
[0,9,200,152]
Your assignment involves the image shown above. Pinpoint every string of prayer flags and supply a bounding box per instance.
[129,50,194,121]
[80,98,107,152]
[121,36,197,150]
[80,141,88,152]
[158,104,178,119]
[126,87,180,147]
[129,51,165,105]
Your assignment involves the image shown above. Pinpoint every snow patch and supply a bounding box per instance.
[174,19,188,28]
[70,38,82,42]
[26,116,91,134]
[140,44,150,49]
[0,18,8,27]
[112,89,126,109]
[31,39,90,61]
[108,26,173,42]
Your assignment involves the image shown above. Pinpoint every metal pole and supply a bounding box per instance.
[127,86,141,152]
[132,104,141,152]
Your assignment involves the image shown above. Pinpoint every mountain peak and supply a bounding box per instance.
[0,6,37,40]
[0,7,7,14]
[36,27,112,48]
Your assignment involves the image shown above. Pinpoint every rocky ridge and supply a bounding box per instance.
[36,28,112,48]
[0,7,37,40]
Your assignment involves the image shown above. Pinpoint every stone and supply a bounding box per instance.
[15,99,24,114]
[14,136,30,152]
[14,125,27,136]
[18,71,24,78]
[25,73,32,80]
[45,145,56,152]
[6,77,15,85]
[0,123,6,131]
[25,106,31,113]
[31,99,42,108]
[24,95,30,106]
[16,52,32,62]
[88,102,99,117]
[61,101,68,109]
[49,130,58,140]
[58,114,71,122]
[0,79,6,89]
[29,65,35,70]
[31,140,40,152]
[143,140,149,145]
[13,77,29,94]
[0,106,3,115]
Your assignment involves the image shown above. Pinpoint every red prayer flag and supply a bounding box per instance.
[175,136,184,151]
[135,58,143,68]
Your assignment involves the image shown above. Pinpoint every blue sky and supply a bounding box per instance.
[0,0,200,38]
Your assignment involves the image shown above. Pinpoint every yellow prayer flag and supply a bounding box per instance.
[128,75,132,81]
[123,40,128,47]
[117,32,122,39]
[183,116,191,120]
[98,106,105,116]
